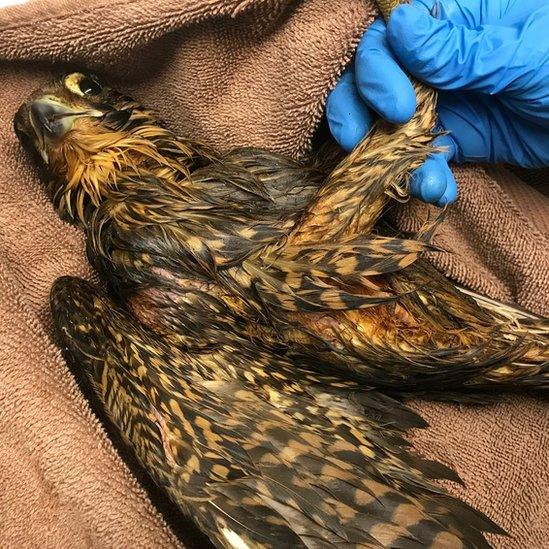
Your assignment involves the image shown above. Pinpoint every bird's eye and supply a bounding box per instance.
[64,73,103,97]
[79,77,102,96]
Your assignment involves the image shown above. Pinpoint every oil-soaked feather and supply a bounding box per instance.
[50,277,504,549]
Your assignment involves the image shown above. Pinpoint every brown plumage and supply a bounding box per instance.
[14,67,547,548]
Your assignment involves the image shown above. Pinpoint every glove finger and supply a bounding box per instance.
[326,69,375,152]
[354,18,416,124]
[410,138,457,205]
[438,91,549,167]
[436,176,458,207]
[386,2,542,96]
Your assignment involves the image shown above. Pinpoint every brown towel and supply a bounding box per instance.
[0,1,546,547]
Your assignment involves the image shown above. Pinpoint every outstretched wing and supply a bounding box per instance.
[51,276,504,548]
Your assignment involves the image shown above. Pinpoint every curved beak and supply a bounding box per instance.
[30,98,104,142]
[14,97,103,163]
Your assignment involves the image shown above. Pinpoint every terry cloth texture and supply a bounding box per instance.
[0,0,547,547]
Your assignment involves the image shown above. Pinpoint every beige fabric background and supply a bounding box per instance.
[0,1,547,547]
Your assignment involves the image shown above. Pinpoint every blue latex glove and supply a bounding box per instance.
[326,0,549,206]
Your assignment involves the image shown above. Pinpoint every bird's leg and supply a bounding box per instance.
[289,0,440,245]
[289,84,438,245]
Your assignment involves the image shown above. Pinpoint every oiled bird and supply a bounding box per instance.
[14,72,548,390]
[14,71,547,548]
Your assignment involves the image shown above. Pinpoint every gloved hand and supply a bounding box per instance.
[326,0,549,206]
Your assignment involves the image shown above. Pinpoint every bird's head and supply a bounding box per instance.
[14,72,170,223]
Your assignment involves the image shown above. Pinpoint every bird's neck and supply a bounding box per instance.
[53,126,208,224]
